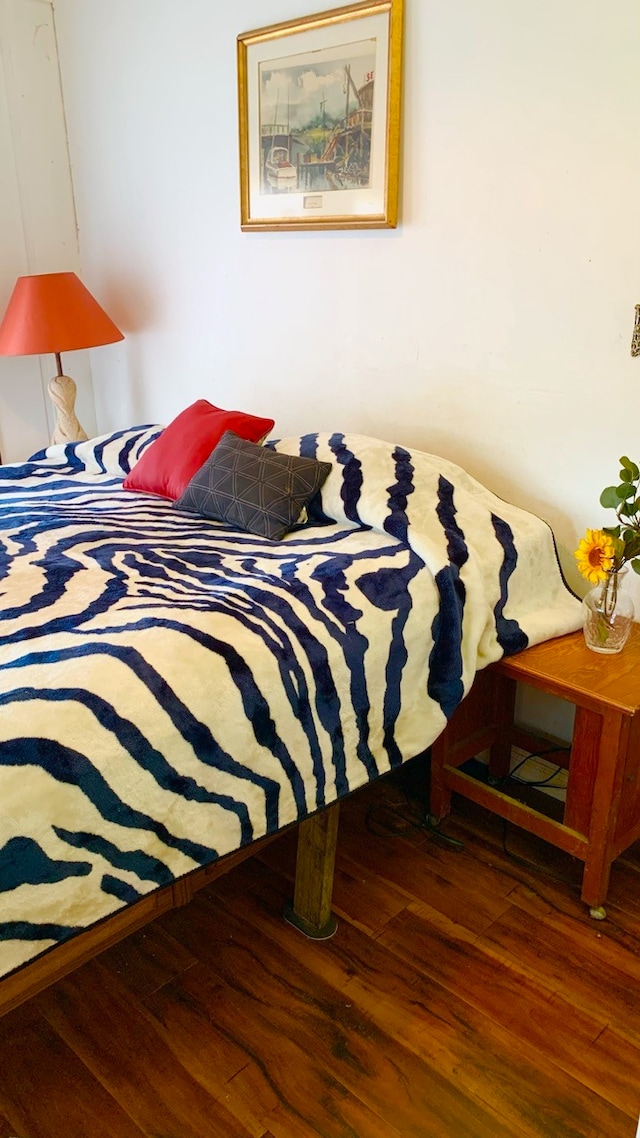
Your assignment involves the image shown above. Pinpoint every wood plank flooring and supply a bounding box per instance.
[1,761,640,1137]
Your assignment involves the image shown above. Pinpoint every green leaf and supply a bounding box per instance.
[600,486,620,508]
[620,469,634,483]
[620,456,640,480]
[623,538,640,559]
[632,558,640,575]
[604,525,622,537]
[617,483,637,500]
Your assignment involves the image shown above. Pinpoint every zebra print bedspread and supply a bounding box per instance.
[0,427,581,981]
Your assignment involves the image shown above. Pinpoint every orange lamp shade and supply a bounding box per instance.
[0,272,124,357]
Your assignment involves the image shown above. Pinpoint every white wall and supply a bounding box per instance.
[0,0,96,461]
[52,0,640,610]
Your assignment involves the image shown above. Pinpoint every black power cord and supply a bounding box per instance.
[504,746,570,791]
[368,745,571,854]
[366,781,465,850]
[499,817,579,888]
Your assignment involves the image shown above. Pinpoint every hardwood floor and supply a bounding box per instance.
[1,762,640,1138]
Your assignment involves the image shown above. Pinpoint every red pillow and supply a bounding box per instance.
[123,400,275,500]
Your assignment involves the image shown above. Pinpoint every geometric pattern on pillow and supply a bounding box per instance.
[174,430,332,540]
[122,399,275,501]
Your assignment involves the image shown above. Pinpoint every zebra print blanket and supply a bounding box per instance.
[0,427,581,981]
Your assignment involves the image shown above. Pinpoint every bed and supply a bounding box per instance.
[0,425,582,1013]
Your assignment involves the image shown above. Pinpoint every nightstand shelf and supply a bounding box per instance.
[430,624,640,917]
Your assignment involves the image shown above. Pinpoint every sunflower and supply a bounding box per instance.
[574,528,616,584]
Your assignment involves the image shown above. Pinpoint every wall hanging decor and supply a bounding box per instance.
[237,0,403,231]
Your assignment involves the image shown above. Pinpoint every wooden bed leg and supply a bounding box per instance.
[283,802,339,940]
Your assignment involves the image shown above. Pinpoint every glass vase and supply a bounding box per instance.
[582,569,635,654]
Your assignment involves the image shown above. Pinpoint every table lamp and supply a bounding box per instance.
[0,271,124,445]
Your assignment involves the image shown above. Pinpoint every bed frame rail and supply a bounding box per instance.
[0,803,340,1018]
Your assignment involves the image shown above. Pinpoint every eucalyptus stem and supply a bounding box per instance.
[603,571,618,624]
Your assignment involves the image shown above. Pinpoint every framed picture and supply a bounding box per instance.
[237,0,403,231]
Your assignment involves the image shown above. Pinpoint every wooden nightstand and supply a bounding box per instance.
[430,624,640,917]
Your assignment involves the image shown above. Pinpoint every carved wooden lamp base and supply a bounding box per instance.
[48,374,88,446]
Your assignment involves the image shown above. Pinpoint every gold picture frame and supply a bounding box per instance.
[237,0,403,231]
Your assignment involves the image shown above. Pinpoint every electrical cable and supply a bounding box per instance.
[491,746,570,791]
[496,745,576,886]
[366,783,465,849]
[500,816,578,888]
[375,754,640,950]
[368,745,570,853]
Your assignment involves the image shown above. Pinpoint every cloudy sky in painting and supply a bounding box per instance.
[260,37,376,131]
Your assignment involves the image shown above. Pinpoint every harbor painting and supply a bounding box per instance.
[237,0,403,230]
[259,42,376,195]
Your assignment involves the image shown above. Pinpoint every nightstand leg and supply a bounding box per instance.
[488,675,517,782]
[579,709,629,913]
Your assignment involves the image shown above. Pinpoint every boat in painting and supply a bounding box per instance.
[265,145,297,188]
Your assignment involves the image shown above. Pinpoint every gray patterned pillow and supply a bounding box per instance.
[174,430,332,540]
